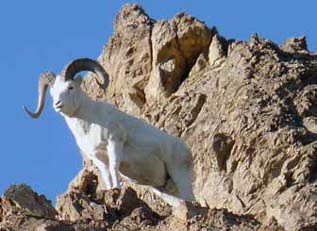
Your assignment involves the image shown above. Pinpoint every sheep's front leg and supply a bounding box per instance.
[89,155,112,190]
[107,139,123,189]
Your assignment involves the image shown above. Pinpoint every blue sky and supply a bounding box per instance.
[1,0,317,203]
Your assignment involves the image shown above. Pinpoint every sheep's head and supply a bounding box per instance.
[24,58,109,118]
[49,76,84,116]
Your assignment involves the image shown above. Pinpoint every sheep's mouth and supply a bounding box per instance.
[54,104,64,111]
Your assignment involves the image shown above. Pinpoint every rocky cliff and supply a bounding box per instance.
[1,4,317,230]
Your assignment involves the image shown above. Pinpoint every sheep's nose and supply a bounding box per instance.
[55,100,63,108]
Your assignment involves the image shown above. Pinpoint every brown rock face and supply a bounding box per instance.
[2,184,57,219]
[0,184,72,231]
[145,12,211,104]
[85,5,317,230]
[3,3,317,231]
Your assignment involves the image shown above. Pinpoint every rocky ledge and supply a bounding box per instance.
[0,180,279,231]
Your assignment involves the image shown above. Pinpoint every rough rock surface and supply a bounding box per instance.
[0,181,269,230]
[2,3,317,230]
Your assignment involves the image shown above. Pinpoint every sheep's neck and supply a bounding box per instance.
[63,95,98,134]
[63,98,102,156]
[72,93,97,116]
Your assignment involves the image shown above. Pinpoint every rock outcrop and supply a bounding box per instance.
[0,182,277,231]
[2,3,317,230]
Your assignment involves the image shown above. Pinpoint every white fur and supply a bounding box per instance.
[49,76,195,206]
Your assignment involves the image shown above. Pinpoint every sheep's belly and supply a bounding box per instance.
[119,153,166,187]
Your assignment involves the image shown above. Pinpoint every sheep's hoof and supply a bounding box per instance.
[173,201,208,220]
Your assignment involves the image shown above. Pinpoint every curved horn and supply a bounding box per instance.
[61,58,109,89]
[24,72,56,118]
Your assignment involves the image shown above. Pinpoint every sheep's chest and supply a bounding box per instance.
[66,118,108,156]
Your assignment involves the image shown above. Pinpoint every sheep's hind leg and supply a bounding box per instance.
[168,166,195,202]
[151,187,194,220]
[150,187,183,207]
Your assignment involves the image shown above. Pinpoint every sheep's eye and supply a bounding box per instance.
[68,86,74,90]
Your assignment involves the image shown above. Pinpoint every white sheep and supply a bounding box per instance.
[24,58,195,207]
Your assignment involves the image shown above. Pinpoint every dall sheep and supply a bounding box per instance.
[24,58,195,207]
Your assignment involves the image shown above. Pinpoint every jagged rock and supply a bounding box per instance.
[79,4,317,230]
[1,184,57,219]
[0,184,77,231]
[208,33,228,67]
[56,169,108,223]
[55,170,267,231]
[56,168,162,229]
[145,12,211,104]
[56,190,107,222]
[80,4,317,230]
[303,116,317,133]
[281,36,308,53]
[53,166,264,230]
